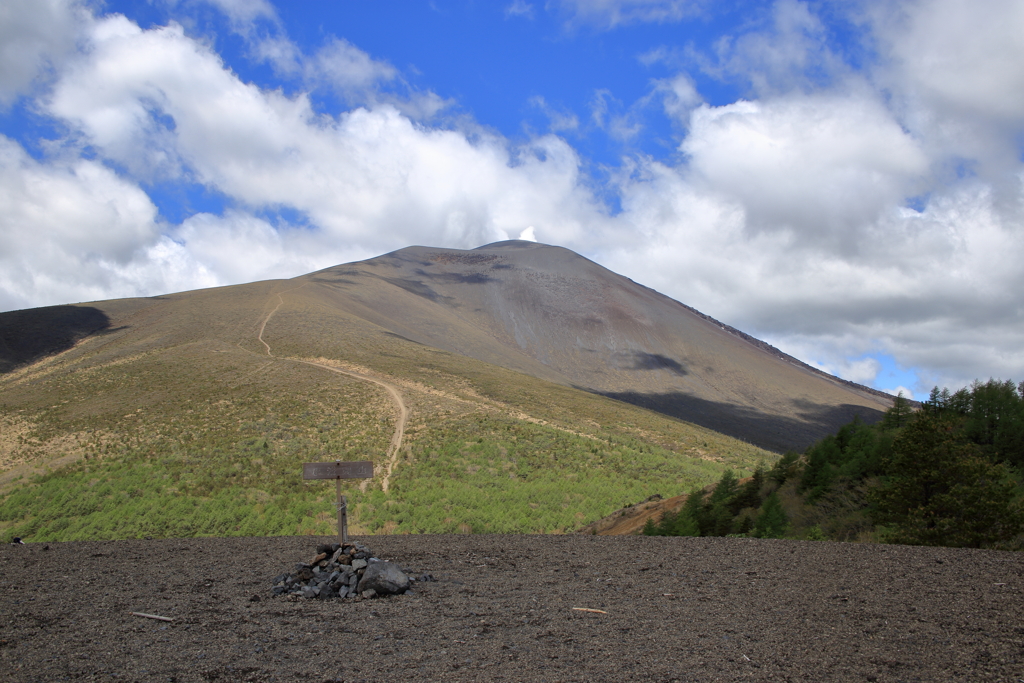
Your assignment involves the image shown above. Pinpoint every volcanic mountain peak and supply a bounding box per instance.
[293,241,890,451]
[0,241,891,453]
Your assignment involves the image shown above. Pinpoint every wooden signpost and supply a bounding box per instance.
[302,460,373,544]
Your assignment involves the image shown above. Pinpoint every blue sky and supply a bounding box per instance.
[2,0,1024,399]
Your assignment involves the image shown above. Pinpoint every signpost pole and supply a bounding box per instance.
[335,462,348,545]
[302,460,371,545]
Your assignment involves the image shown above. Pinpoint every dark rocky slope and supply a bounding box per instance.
[2,535,1021,682]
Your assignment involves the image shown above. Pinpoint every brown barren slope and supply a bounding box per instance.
[578,493,690,536]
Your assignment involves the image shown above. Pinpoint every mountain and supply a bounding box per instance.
[293,241,891,452]
[2,241,890,453]
[0,241,892,541]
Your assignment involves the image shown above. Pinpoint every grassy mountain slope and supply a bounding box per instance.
[0,274,771,541]
[0,242,898,541]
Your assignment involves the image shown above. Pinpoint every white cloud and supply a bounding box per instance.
[0,135,164,310]
[0,0,85,106]
[518,226,537,241]
[883,385,916,401]
[197,0,278,26]
[654,74,702,122]
[601,147,1024,393]
[874,0,1024,123]
[701,0,846,96]
[590,89,643,142]
[308,37,398,98]
[556,0,701,28]
[251,33,302,77]
[505,1,535,19]
[172,211,345,284]
[681,93,929,247]
[871,0,1024,182]
[36,11,605,281]
[529,95,580,132]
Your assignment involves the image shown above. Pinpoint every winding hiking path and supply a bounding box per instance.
[258,290,409,493]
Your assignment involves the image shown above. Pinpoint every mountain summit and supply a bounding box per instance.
[295,241,890,451]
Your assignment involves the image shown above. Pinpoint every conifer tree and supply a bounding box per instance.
[872,412,1024,548]
[732,465,765,513]
[751,492,788,538]
[882,391,914,429]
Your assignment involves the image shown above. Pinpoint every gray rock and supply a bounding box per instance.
[360,588,378,599]
[302,586,317,599]
[357,561,410,596]
[351,559,368,570]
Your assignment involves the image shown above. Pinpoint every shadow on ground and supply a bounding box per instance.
[600,390,884,453]
[0,305,110,373]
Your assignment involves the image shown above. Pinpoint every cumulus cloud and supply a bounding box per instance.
[871,0,1024,182]
[701,0,847,96]
[601,144,1024,392]
[0,0,85,105]
[0,135,164,310]
[653,74,702,122]
[885,386,916,400]
[30,9,605,289]
[172,211,346,284]
[681,93,929,247]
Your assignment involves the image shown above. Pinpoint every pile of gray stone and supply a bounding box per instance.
[270,542,433,600]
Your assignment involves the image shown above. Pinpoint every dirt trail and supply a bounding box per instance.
[257,290,408,493]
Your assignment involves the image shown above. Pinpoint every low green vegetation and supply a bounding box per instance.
[644,379,1024,550]
[0,331,766,541]
[382,414,728,534]
[0,408,730,540]
[0,279,777,543]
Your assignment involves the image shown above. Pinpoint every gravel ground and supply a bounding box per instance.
[1,535,1022,682]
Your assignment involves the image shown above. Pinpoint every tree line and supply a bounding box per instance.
[644,379,1024,549]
